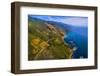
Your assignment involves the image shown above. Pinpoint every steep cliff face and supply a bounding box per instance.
[28,18,74,60]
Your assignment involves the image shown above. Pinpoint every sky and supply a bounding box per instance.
[29,15,88,27]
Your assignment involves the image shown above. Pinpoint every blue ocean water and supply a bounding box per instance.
[64,27,88,58]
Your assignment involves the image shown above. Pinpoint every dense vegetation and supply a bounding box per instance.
[28,18,74,60]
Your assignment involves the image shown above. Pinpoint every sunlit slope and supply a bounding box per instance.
[28,18,74,60]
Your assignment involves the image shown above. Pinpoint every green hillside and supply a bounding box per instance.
[28,19,74,60]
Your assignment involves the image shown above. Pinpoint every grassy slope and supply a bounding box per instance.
[28,19,73,60]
